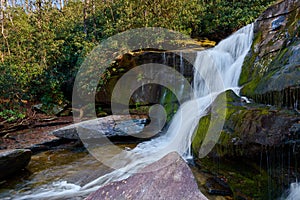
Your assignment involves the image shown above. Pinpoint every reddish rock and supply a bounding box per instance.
[85,152,207,200]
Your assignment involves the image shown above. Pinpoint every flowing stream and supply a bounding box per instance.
[13,24,254,199]
[282,182,300,200]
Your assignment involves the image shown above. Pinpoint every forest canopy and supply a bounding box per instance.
[0,0,275,120]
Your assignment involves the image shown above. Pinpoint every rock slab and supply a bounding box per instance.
[85,152,207,200]
[52,115,148,140]
[0,149,32,180]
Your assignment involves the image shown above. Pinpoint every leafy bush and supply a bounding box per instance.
[0,109,26,122]
[0,0,276,115]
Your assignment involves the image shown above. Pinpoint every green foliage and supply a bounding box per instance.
[0,109,26,122]
[0,0,276,114]
[196,0,275,41]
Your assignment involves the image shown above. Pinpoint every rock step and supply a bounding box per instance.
[52,115,149,140]
[85,152,208,200]
[0,149,32,180]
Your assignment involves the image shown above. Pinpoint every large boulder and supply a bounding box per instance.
[0,149,32,180]
[52,115,148,140]
[85,152,208,200]
[239,0,300,109]
[192,90,300,158]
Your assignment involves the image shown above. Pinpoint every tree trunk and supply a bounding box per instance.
[83,0,89,37]
[1,0,10,59]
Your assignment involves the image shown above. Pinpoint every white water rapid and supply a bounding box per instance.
[15,24,254,200]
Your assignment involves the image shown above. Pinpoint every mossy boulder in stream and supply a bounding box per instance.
[240,0,300,109]
[192,90,300,158]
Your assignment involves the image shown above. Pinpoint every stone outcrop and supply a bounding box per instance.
[85,152,208,200]
[192,90,300,158]
[240,0,300,110]
[52,115,148,140]
[95,51,198,106]
[0,149,32,180]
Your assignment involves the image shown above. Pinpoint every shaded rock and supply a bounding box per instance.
[95,50,198,106]
[85,152,207,200]
[271,15,285,31]
[33,103,66,116]
[29,138,83,154]
[205,177,232,196]
[192,90,300,158]
[240,0,300,109]
[52,115,148,140]
[0,149,31,180]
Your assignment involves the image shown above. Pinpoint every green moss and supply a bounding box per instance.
[197,157,280,199]
[192,91,245,157]
[240,6,300,99]
[159,88,179,123]
[129,106,150,115]
[239,52,257,86]
[216,130,236,157]
[192,114,211,155]
[286,7,300,37]
[253,30,263,46]
[192,90,276,158]
[239,29,262,90]
[276,47,289,63]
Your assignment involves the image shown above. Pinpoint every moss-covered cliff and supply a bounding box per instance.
[192,90,300,158]
[239,0,300,110]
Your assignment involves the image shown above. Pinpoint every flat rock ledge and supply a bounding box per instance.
[85,152,208,200]
[52,115,148,140]
[0,149,32,180]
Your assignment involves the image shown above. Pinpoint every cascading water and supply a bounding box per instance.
[179,51,184,74]
[288,182,300,200]
[281,182,300,200]
[15,24,254,200]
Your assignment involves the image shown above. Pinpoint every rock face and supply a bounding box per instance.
[0,149,32,180]
[240,0,300,110]
[52,115,148,140]
[95,51,197,106]
[192,90,300,158]
[85,152,208,200]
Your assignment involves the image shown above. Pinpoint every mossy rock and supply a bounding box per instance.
[195,156,283,199]
[192,90,300,158]
[239,0,300,109]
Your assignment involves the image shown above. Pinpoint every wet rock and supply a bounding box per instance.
[85,152,207,200]
[0,149,31,180]
[289,123,300,134]
[52,115,148,140]
[192,90,300,158]
[271,16,286,31]
[240,0,300,109]
[95,50,198,106]
[29,138,83,154]
[205,177,232,196]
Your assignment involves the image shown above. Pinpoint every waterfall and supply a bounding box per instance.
[180,51,184,74]
[15,24,254,200]
[283,182,300,200]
